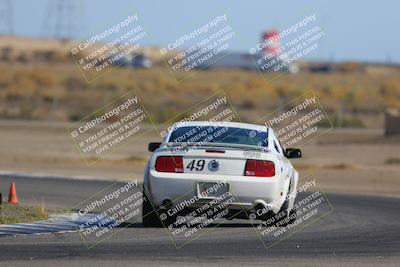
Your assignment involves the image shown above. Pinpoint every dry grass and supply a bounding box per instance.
[0,61,399,124]
[385,157,400,165]
[0,203,48,224]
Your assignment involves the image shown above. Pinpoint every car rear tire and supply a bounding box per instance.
[142,192,163,227]
[276,179,297,226]
[277,199,290,227]
[142,192,177,227]
[277,197,297,227]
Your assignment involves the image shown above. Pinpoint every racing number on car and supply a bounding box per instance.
[186,159,205,171]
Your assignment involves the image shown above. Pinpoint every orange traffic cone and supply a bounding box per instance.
[8,182,18,204]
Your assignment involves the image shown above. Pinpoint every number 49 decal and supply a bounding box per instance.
[186,160,205,171]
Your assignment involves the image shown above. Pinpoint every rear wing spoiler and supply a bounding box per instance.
[164,142,269,152]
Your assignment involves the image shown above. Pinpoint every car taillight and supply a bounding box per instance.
[244,159,275,177]
[155,156,183,173]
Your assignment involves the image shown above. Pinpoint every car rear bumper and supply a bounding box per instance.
[147,171,285,213]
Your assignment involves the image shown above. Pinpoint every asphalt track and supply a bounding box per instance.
[0,175,399,266]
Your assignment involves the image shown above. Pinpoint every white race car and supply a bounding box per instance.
[142,121,301,227]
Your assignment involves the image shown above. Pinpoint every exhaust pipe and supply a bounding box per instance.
[161,199,173,209]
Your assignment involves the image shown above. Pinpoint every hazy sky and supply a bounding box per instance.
[9,0,400,63]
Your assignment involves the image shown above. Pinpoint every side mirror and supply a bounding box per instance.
[148,142,161,152]
[284,148,302,158]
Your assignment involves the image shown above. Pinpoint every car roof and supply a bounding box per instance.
[171,121,269,132]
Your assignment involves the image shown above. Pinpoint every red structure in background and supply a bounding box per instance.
[262,30,280,56]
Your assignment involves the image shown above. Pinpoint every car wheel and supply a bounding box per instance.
[276,180,297,227]
[288,206,297,224]
[142,192,163,227]
[142,192,178,227]
[277,197,297,227]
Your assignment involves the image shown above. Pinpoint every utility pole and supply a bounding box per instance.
[0,0,13,35]
[43,0,84,40]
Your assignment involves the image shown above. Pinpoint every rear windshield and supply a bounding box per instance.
[168,126,268,147]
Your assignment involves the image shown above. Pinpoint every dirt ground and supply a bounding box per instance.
[0,120,399,197]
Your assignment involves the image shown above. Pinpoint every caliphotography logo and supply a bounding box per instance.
[70,13,147,82]
[67,90,154,165]
[256,90,333,148]
[248,13,325,84]
[160,14,236,81]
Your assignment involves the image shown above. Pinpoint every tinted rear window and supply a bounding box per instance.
[168,126,268,147]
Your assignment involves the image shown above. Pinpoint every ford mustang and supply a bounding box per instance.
[142,121,301,227]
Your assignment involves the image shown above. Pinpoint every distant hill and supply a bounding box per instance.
[0,35,171,66]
